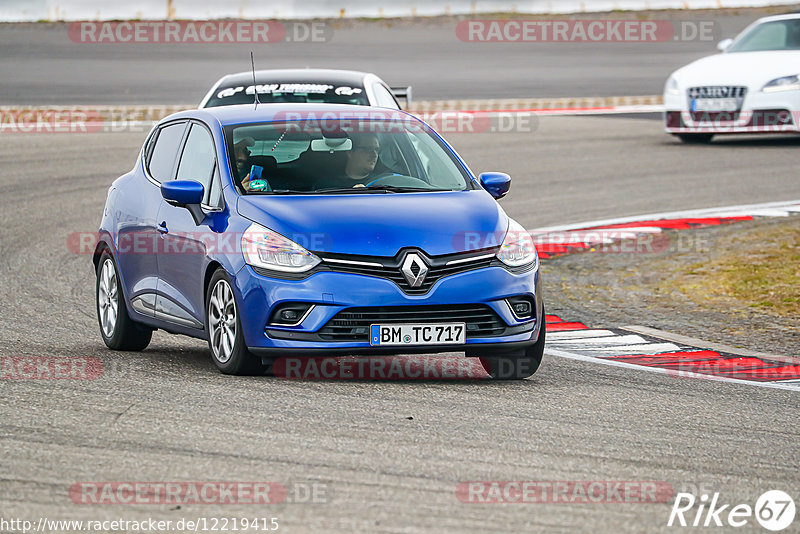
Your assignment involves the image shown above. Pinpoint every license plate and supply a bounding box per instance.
[370,323,466,346]
[691,98,739,112]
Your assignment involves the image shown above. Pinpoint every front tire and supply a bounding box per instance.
[96,251,153,351]
[480,319,546,380]
[205,269,264,375]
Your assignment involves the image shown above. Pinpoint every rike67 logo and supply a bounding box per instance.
[668,490,795,531]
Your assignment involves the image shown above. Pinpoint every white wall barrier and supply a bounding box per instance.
[1,0,798,21]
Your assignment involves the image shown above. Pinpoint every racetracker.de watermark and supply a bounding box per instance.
[453,230,709,255]
[69,482,328,505]
[456,481,674,503]
[273,356,488,380]
[0,357,103,380]
[68,231,332,255]
[0,107,185,134]
[265,109,539,135]
[457,19,719,43]
[667,110,800,133]
[68,21,331,43]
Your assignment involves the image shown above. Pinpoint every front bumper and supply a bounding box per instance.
[231,262,542,356]
[663,88,800,134]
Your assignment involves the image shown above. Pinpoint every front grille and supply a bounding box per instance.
[665,109,795,129]
[689,111,741,123]
[317,248,497,295]
[687,86,747,122]
[687,86,747,100]
[317,304,507,342]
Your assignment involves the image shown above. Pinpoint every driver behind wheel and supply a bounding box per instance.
[314,132,387,190]
[346,133,381,185]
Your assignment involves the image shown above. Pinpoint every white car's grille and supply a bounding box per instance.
[687,86,748,99]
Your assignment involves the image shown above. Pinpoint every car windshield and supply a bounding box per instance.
[727,18,800,52]
[205,82,370,108]
[224,115,474,195]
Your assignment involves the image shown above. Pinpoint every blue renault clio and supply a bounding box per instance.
[94,104,544,379]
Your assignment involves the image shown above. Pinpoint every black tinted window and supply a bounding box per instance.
[148,123,186,182]
[176,124,217,204]
[204,82,369,108]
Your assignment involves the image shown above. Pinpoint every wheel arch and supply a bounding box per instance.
[92,238,113,271]
[203,260,224,309]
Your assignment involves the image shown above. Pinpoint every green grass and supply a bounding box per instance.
[665,219,800,318]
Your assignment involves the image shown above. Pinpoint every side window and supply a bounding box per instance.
[176,124,217,205]
[372,84,399,109]
[744,22,787,50]
[147,122,186,182]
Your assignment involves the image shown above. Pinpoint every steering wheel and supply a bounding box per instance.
[365,173,399,187]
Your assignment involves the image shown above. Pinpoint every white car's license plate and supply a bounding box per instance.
[370,323,466,346]
[691,98,739,112]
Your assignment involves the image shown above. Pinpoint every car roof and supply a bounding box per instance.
[215,68,372,88]
[754,12,800,24]
[170,103,415,127]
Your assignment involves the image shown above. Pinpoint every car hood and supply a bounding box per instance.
[672,51,800,88]
[236,190,507,257]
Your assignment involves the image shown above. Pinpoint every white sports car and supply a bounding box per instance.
[664,13,800,143]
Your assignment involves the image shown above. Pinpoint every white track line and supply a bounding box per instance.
[545,348,800,392]
[549,334,649,346]
[532,200,800,234]
[575,343,682,354]
[548,330,616,340]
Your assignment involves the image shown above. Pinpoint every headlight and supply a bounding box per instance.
[665,76,680,96]
[241,223,321,273]
[762,75,800,93]
[496,219,538,269]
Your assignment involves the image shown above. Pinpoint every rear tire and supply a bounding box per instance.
[205,269,264,376]
[96,251,153,351]
[677,133,714,144]
[480,319,546,380]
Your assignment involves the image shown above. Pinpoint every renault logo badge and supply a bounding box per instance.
[401,253,429,288]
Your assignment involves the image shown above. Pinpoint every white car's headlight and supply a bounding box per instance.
[496,219,538,269]
[241,223,321,273]
[762,75,800,93]
[665,76,680,96]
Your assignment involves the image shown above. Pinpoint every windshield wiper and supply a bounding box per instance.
[366,185,453,193]
[252,187,453,195]
[253,189,317,195]
[314,187,394,194]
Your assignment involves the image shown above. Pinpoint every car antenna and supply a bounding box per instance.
[250,51,260,110]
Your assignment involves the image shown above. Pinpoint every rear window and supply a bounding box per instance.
[204,82,369,108]
[232,125,310,164]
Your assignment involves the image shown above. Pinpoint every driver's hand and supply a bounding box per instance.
[241,173,252,191]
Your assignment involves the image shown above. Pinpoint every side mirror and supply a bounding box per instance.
[161,180,205,224]
[479,172,511,200]
[717,38,733,52]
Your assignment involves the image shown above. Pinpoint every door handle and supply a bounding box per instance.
[156,221,168,234]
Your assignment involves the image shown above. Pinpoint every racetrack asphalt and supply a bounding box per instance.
[0,116,798,532]
[2,7,799,104]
